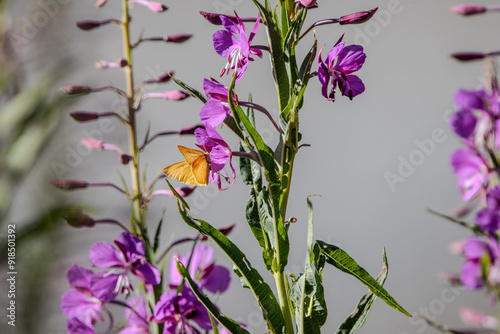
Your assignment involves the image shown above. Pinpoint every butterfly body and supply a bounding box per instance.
[163,146,210,186]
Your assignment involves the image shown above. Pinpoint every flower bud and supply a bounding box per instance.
[76,20,108,31]
[199,11,225,25]
[179,124,203,135]
[81,138,105,150]
[95,0,107,7]
[451,52,486,62]
[147,2,168,12]
[297,0,316,8]
[120,154,132,164]
[50,179,89,190]
[70,111,100,122]
[164,34,193,43]
[449,5,486,15]
[164,90,189,100]
[340,8,378,25]
[60,85,93,95]
[63,209,96,228]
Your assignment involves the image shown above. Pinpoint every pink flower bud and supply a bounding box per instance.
[460,308,498,328]
[95,0,107,7]
[451,52,486,62]
[81,138,104,150]
[450,4,486,15]
[60,85,92,95]
[179,124,203,135]
[50,179,89,190]
[164,90,189,100]
[164,34,193,43]
[63,209,96,228]
[199,11,225,25]
[340,8,378,25]
[449,240,465,255]
[155,72,173,83]
[297,0,316,8]
[76,20,106,31]
[70,111,100,122]
[147,2,168,12]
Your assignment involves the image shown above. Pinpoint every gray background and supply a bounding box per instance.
[7,0,500,333]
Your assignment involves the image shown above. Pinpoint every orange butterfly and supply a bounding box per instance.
[163,146,210,186]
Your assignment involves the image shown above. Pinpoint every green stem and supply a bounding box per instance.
[274,271,295,333]
[121,0,144,232]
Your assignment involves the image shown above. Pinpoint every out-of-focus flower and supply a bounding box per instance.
[169,244,231,293]
[460,307,499,329]
[151,289,212,333]
[142,90,190,101]
[213,12,262,82]
[66,318,96,334]
[450,5,486,16]
[318,35,366,101]
[450,148,488,201]
[119,296,149,334]
[61,265,105,326]
[128,0,168,13]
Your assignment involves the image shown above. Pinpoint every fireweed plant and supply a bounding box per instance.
[425,3,500,333]
[54,0,412,333]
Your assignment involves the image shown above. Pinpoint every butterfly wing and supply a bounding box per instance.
[163,161,200,186]
[191,154,209,186]
[178,146,205,165]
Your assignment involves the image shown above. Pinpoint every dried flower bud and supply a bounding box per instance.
[76,20,108,31]
[451,52,486,62]
[70,111,100,122]
[340,8,378,25]
[120,154,132,164]
[179,124,203,135]
[95,0,107,7]
[50,179,89,190]
[164,34,193,43]
[60,85,93,95]
[63,209,96,228]
[449,4,486,15]
[118,58,128,67]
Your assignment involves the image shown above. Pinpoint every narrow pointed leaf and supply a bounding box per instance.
[336,248,389,334]
[427,208,484,235]
[317,240,411,317]
[176,260,250,334]
[165,180,286,333]
[171,76,207,103]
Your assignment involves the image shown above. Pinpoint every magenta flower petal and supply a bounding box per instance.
[450,148,487,200]
[335,45,366,73]
[200,99,231,128]
[475,208,500,234]
[90,274,119,302]
[449,108,477,138]
[61,290,103,326]
[338,74,365,100]
[115,231,146,258]
[67,265,95,290]
[119,296,149,333]
[67,318,96,334]
[461,260,483,289]
[454,89,486,111]
[203,78,230,102]
[133,262,161,285]
[199,264,231,293]
[89,242,124,268]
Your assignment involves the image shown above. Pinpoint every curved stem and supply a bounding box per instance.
[299,18,340,42]
[95,219,130,232]
[239,101,281,133]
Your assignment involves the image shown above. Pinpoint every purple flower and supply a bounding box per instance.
[199,78,236,128]
[66,318,96,334]
[454,88,486,111]
[151,289,212,334]
[450,148,488,200]
[318,35,366,101]
[89,232,161,296]
[475,207,500,234]
[213,12,262,82]
[61,265,104,326]
[195,123,236,190]
[460,237,492,289]
[486,185,500,210]
[119,296,149,334]
[169,244,231,294]
[449,108,477,138]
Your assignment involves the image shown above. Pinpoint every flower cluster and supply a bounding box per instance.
[62,233,231,334]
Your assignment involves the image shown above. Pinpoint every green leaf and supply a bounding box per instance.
[165,180,286,333]
[317,240,411,317]
[427,208,484,235]
[252,0,290,111]
[153,209,165,252]
[170,76,207,103]
[336,248,389,334]
[176,260,250,334]
[290,196,327,334]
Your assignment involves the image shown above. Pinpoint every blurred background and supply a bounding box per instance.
[2,0,500,333]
